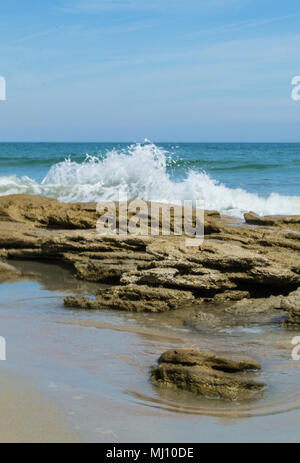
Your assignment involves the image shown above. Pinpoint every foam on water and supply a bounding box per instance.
[0,142,299,218]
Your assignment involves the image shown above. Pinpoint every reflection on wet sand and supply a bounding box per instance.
[57,318,185,344]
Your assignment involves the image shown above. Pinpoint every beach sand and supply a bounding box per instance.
[0,371,80,443]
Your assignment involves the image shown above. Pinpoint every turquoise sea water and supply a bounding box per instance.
[0,142,299,217]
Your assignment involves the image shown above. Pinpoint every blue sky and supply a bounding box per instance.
[0,0,300,141]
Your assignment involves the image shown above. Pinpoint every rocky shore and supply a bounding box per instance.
[0,194,300,401]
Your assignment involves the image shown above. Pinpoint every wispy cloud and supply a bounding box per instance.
[60,0,132,13]
[2,0,300,141]
[186,12,300,40]
[8,10,299,49]
[13,27,64,44]
[59,0,239,14]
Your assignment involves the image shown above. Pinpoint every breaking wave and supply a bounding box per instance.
[0,141,299,218]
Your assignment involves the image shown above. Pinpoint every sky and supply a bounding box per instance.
[0,0,300,142]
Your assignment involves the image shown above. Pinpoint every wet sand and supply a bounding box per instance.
[0,372,80,443]
[1,260,300,442]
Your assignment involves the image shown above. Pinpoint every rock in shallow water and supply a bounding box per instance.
[226,295,283,314]
[64,284,195,313]
[151,348,265,401]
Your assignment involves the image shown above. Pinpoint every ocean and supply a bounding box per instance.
[0,141,299,218]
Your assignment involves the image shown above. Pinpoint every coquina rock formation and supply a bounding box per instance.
[0,194,299,311]
[151,348,265,401]
[0,194,299,400]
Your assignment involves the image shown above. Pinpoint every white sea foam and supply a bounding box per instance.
[0,142,299,218]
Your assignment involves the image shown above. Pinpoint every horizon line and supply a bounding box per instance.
[1,141,300,144]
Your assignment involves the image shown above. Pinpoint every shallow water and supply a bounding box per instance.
[1,260,300,442]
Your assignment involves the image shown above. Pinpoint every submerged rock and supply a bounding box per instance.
[151,348,265,401]
[184,309,221,331]
[226,295,283,314]
[0,261,21,283]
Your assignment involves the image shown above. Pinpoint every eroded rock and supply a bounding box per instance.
[0,195,299,312]
[65,284,195,313]
[151,348,265,401]
[244,211,300,231]
[281,288,300,326]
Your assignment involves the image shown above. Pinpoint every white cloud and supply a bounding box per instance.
[59,0,240,13]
